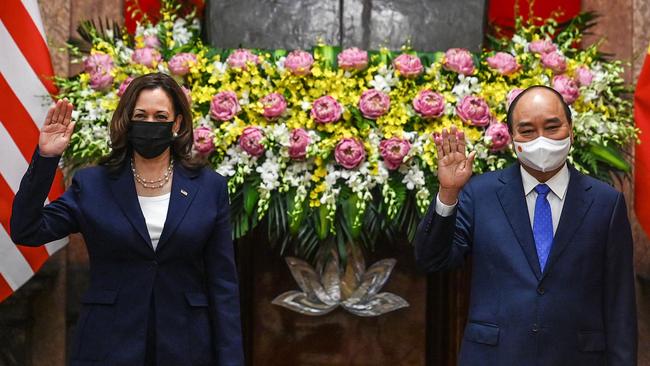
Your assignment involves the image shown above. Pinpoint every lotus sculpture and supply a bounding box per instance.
[272,248,409,317]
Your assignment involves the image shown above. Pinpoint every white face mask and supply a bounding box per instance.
[513,136,571,173]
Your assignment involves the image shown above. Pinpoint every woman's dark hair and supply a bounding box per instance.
[506,85,572,132]
[98,72,205,173]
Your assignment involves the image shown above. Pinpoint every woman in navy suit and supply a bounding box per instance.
[10,73,244,366]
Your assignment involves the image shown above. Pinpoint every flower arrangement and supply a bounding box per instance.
[55,1,638,261]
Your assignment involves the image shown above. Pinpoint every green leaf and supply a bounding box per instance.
[287,191,307,236]
[342,193,361,239]
[267,193,287,245]
[243,181,260,217]
[272,49,287,61]
[368,48,392,66]
[336,227,348,267]
[313,44,339,69]
[315,205,330,240]
[589,143,630,172]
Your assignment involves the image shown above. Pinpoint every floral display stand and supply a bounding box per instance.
[55,1,637,364]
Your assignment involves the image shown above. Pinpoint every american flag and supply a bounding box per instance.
[0,0,68,301]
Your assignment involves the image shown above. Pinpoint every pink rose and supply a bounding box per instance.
[379,137,411,170]
[529,39,557,54]
[89,71,114,91]
[285,50,314,76]
[239,127,265,157]
[575,66,593,87]
[193,126,215,155]
[486,122,511,152]
[358,89,390,119]
[182,86,192,105]
[83,53,113,74]
[392,54,424,78]
[552,75,580,104]
[311,96,342,123]
[132,47,162,68]
[486,52,519,76]
[260,92,287,120]
[541,51,567,74]
[334,138,366,169]
[226,49,259,70]
[210,91,241,121]
[168,53,197,76]
[337,47,368,71]
[443,48,475,76]
[288,128,311,160]
[144,35,160,49]
[456,95,491,127]
[506,88,524,108]
[117,76,134,96]
[413,90,445,119]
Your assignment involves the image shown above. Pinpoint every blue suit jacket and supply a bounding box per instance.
[10,147,244,366]
[414,163,637,366]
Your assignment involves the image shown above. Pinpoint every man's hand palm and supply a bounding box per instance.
[439,151,472,189]
[433,126,476,199]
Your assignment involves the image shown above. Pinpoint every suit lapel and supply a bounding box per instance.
[155,163,200,252]
[540,166,593,280]
[497,164,542,280]
[108,162,153,251]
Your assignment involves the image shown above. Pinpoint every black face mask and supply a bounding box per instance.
[127,121,174,159]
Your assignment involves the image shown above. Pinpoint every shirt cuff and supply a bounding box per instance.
[435,193,457,217]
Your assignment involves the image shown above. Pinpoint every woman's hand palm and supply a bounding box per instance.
[38,100,75,157]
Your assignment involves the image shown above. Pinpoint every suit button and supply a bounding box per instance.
[537,287,545,295]
[531,324,539,333]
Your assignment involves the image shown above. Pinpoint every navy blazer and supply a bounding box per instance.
[414,163,637,366]
[10,147,244,366]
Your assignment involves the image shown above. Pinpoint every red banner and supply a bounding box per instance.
[635,46,650,237]
[124,0,204,34]
[489,0,581,36]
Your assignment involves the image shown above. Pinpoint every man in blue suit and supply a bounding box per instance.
[414,85,637,365]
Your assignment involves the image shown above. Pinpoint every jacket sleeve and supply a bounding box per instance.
[604,192,637,365]
[9,146,80,246]
[204,176,244,366]
[413,182,474,272]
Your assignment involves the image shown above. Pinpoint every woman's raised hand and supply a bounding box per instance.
[38,99,75,158]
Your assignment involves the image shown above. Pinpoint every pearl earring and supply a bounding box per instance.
[173,131,178,138]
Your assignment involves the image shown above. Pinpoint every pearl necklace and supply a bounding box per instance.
[131,157,174,189]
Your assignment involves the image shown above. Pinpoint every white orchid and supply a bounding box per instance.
[275,57,287,74]
[172,18,193,46]
[451,74,481,99]
[369,65,397,92]
[400,163,425,190]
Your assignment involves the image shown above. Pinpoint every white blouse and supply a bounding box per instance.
[137,192,170,251]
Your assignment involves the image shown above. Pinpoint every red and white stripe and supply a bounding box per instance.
[0,0,68,301]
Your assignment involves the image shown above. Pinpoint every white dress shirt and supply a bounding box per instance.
[137,192,170,250]
[435,163,570,234]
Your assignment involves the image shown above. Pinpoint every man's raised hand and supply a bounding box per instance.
[433,125,476,205]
